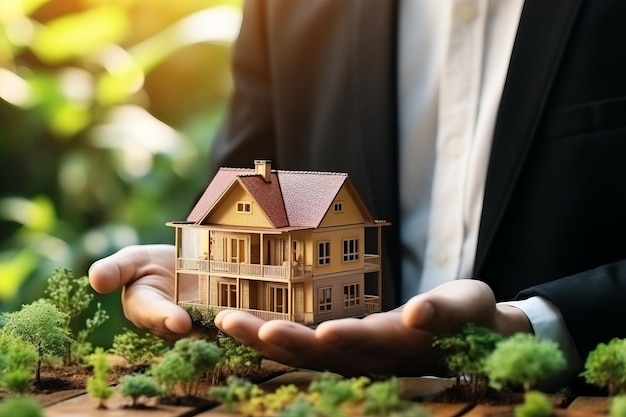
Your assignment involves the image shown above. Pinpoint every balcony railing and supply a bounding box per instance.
[364,295,381,313]
[180,302,290,321]
[364,254,381,271]
[177,254,380,279]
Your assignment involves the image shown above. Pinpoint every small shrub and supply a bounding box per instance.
[485,333,565,392]
[278,395,317,417]
[308,372,369,417]
[610,395,626,417]
[151,338,222,397]
[515,391,552,417]
[86,347,113,409]
[214,334,262,382]
[362,377,405,416]
[582,338,626,396]
[118,373,161,407]
[209,375,264,411]
[0,397,43,417]
[433,322,503,399]
[0,334,38,392]
[111,328,167,366]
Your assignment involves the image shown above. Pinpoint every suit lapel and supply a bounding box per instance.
[351,0,399,219]
[474,0,584,276]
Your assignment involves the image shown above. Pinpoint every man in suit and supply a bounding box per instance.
[90,0,626,386]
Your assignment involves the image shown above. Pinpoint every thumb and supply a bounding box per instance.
[402,279,497,333]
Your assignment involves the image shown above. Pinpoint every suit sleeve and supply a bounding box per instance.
[516,259,626,362]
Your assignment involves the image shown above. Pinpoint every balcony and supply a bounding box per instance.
[176,254,380,279]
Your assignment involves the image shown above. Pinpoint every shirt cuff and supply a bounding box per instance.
[502,296,582,390]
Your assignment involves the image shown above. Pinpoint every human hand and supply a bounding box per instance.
[88,244,193,341]
[215,279,531,377]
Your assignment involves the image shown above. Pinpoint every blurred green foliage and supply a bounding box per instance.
[0,0,242,346]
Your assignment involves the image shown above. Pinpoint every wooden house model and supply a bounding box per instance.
[167,160,389,325]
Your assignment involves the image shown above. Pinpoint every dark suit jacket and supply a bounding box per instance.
[210,0,626,366]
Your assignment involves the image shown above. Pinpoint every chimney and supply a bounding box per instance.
[254,159,272,182]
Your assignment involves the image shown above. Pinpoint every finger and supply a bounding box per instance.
[403,279,496,332]
[122,279,192,338]
[258,319,363,373]
[89,245,174,294]
[216,311,301,365]
[316,313,430,358]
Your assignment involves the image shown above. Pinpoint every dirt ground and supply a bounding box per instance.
[10,357,294,407]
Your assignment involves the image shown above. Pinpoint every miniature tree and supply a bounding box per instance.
[432,322,503,400]
[118,373,162,407]
[86,347,113,409]
[485,333,565,392]
[581,338,626,397]
[110,328,167,366]
[1,299,72,383]
[151,337,222,397]
[44,267,109,364]
[485,333,565,417]
[72,302,109,363]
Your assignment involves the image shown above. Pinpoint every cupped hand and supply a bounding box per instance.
[88,244,193,341]
[216,279,531,377]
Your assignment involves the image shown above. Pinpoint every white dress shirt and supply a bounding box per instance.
[397,0,581,384]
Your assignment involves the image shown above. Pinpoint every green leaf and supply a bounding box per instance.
[32,5,129,63]
[0,251,38,300]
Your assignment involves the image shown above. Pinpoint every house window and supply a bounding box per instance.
[344,283,360,306]
[333,201,343,213]
[343,238,359,262]
[219,283,237,307]
[237,201,252,214]
[319,287,332,311]
[269,286,287,313]
[318,241,331,265]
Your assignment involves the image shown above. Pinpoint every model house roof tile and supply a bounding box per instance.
[187,168,251,223]
[238,174,289,228]
[277,171,347,228]
[187,166,372,228]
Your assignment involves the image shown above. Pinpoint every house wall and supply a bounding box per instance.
[307,272,367,323]
[205,185,272,228]
[312,227,365,276]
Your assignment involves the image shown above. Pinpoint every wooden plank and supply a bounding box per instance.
[566,396,608,416]
[402,376,456,401]
[423,402,474,417]
[43,389,197,417]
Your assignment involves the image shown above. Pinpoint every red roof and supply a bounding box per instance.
[186,166,374,228]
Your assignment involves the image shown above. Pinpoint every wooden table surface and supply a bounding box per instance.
[40,371,610,417]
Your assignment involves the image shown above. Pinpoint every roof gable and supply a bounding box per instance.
[238,174,288,228]
[185,166,375,229]
[186,168,252,223]
[277,171,348,228]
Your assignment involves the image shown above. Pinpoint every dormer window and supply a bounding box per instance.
[333,201,343,213]
[237,201,252,214]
